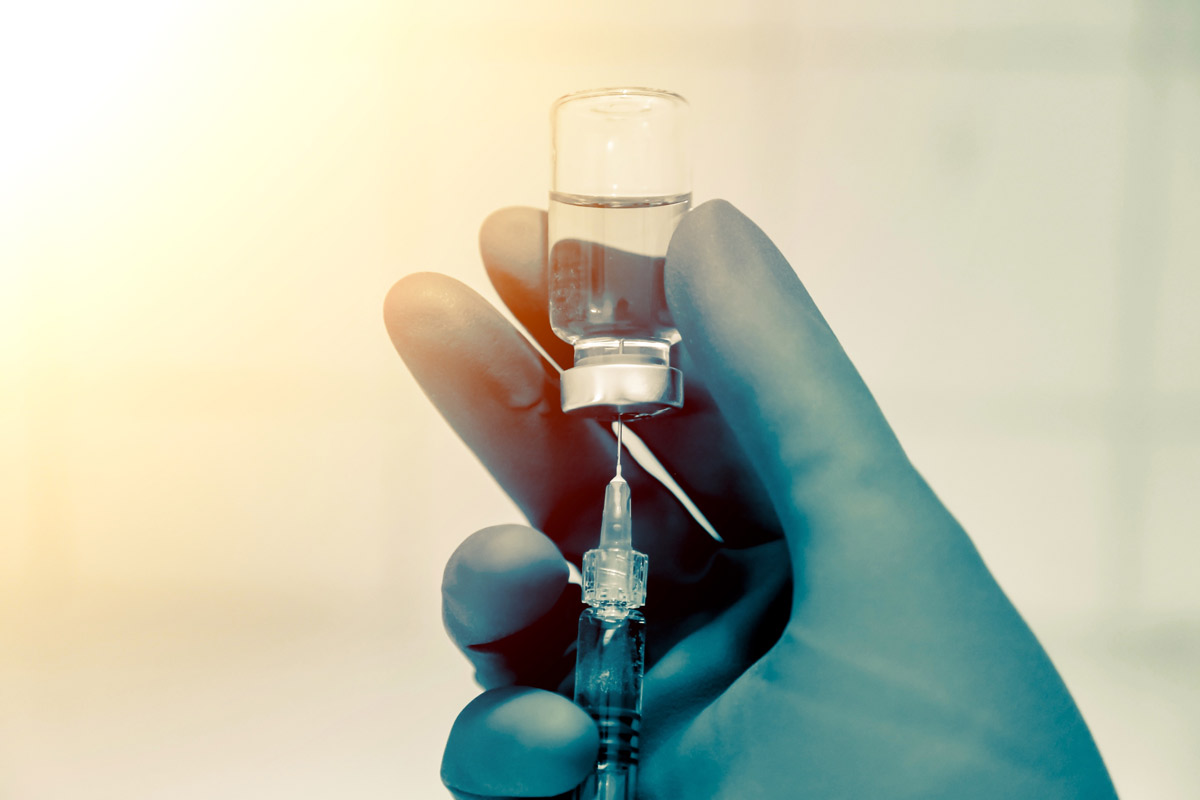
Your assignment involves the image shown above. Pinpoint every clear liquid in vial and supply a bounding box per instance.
[548,192,689,348]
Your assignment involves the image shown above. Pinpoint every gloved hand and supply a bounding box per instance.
[384,200,1116,799]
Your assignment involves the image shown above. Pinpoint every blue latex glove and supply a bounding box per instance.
[384,200,1117,799]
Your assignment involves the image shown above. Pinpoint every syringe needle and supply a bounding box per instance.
[615,415,623,478]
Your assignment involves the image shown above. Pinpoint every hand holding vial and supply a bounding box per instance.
[383,200,1117,799]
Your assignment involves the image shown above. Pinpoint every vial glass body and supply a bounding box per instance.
[549,88,690,417]
[573,606,645,800]
[548,192,688,353]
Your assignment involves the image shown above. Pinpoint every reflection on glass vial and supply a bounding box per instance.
[573,606,645,800]
[549,192,689,360]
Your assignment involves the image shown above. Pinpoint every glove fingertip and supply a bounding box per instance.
[443,525,570,648]
[442,687,598,797]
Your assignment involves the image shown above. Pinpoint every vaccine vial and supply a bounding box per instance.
[549,88,690,418]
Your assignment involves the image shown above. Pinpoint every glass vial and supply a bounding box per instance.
[549,88,690,418]
[573,607,646,800]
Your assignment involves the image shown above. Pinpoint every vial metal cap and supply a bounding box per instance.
[560,363,683,419]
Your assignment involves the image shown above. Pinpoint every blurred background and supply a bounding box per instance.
[1,1,1197,797]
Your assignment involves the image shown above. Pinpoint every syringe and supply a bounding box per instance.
[573,420,648,800]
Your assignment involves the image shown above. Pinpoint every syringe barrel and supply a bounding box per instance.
[573,606,646,800]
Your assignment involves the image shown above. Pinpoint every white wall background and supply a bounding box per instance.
[1,1,1197,797]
